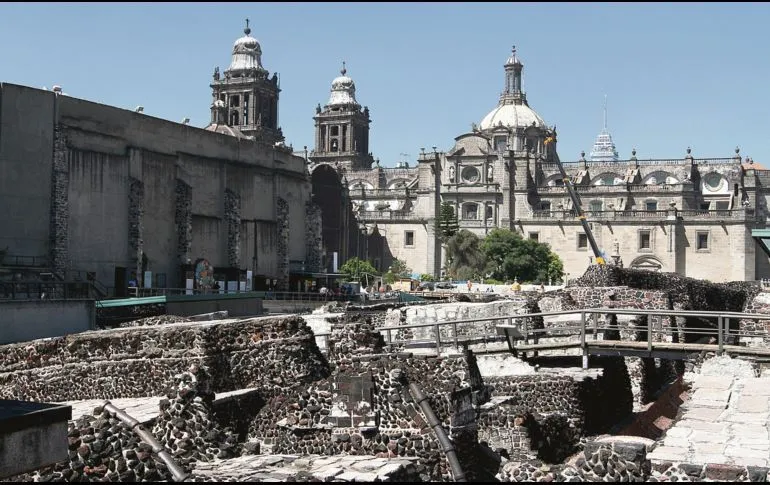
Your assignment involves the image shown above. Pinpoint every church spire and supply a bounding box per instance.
[502,45,526,104]
[589,95,619,162]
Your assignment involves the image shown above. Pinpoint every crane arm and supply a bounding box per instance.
[545,137,605,265]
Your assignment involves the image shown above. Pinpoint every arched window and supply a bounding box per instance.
[589,200,603,213]
[462,203,479,220]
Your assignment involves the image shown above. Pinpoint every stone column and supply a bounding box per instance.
[305,201,323,272]
[174,180,192,265]
[49,125,69,277]
[275,197,290,290]
[225,189,241,268]
[128,177,145,286]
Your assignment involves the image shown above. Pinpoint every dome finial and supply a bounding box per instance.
[244,18,251,36]
[341,61,347,76]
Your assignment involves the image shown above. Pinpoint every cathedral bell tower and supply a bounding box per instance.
[207,19,284,145]
[310,62,374,171]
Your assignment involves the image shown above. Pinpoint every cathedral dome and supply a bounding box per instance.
[479,102,546,131]
[327,62,359,107]
[227,21,264,75]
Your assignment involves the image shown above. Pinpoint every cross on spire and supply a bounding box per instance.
[341,60,347,76]
[244,18,251,35]
[512,45,516,55]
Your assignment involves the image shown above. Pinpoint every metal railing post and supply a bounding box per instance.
[647,317,653,353]
[453,322,458,349]
[717,316,724,355]
[581,311,588,369]
[435,324,441,356]
[592,312,599,340]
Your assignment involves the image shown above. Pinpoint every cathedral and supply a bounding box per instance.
[5,21,764,295]
[302,45,770,283]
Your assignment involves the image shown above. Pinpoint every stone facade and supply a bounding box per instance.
[275,197,290,290]
[127,177,144,285]
[0,316,330,402]
[224,188,241,268]
[304,201,323,273]
[48,124,69,277]
[174,179,193,265]
[301,49,769,282]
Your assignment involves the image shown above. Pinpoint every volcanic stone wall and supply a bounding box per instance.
[740,291,770,347]
[49,124,69,277]
[0,316,330,402]
[244,312,486,481]
[174,179,193,265]
[570,265,756,312]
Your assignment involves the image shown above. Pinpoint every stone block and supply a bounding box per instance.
[724,412,769,424]
[704,463,747,481]
[664,427,692,439]
[691,389,732,405]
[737,396,770,413]
[741,379,770,396]
[725,446,769,460]
[690,431,729,444]
[682,407,726,422]
[692,376,734,390]
[692,442,727,455]
[746,466,769,482]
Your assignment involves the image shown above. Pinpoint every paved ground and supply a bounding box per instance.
[57,388,259,424]
[648,374,770,467]
[191,454,418,482]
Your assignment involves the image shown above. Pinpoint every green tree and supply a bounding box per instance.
[383,258,411,285]
[436,202,459,242]
[419,273,435,282]
[446,230,486,281]
[481,228,564,283]
[390,258,411,278]
[339,257,379,285]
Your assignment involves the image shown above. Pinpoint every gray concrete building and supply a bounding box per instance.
[0,23,316,295]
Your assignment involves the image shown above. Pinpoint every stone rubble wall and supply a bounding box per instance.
[0,316,330,402]
[275,197,290,291]
[174,179,193,265]
[128,176,144,286]
[243,313,483,481]
[740,291,770,348]
[224,188,241,268]
[49,124,69,277]
[304,201,323,273]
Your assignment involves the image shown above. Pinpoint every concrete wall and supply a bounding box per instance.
[67,149,130,284]
[165,297,263,318]
[0,299,95,344]
[0,83,312,289]
[0,422,68,478]
[0,84,55,259]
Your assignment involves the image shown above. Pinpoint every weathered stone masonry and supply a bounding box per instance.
[305,201,323,273]
[128,177,144,284]
[224,188,241,268]
[275,197,290,290]
[174,179,192,265]
[49,125,69,276]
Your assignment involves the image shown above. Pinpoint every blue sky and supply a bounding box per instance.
[1,2,769,166]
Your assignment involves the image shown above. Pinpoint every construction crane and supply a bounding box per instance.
[544,136,605,265]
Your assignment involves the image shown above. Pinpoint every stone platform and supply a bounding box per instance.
[190,453,419,482]
[57,387,259,425]
[649,372,770,468]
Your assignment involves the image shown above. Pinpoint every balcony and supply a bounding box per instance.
[357,210,425,222]
[529,209,754,222]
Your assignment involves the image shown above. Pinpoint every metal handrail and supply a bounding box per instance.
[375,307,770,362]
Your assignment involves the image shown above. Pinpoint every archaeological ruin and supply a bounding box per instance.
[2,266,770,482]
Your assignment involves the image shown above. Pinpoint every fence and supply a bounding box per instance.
[375,308,770,365]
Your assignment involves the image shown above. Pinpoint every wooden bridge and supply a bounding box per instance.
[375,308,770,367]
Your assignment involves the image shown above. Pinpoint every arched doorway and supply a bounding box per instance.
[629,255,663,272]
